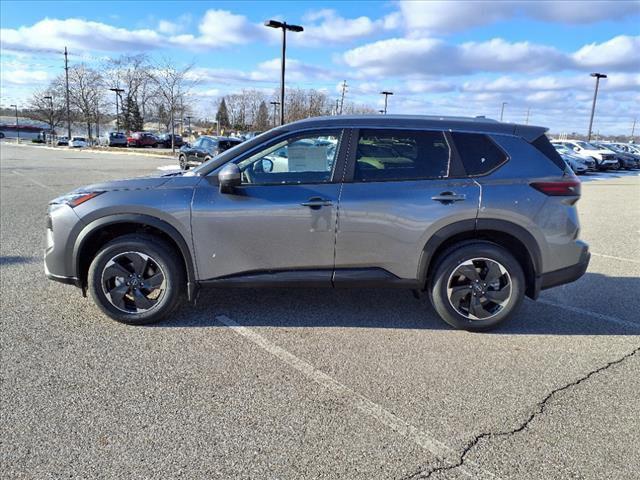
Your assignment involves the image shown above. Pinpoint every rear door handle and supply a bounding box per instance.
[301,197,333,209]
[431,192,466,203]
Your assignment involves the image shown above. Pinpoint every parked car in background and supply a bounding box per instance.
[106,132,127,147]
[56,136,69,146]
[157,133,184,148]
[127,132,158,148]
[45,115,590,331]
[69,137,87,148]
[552,143,595,171]
[593,142,640,169]
[551,140,617,170]
[178,135,242,169]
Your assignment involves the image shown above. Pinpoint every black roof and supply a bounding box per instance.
[277,115,547,141]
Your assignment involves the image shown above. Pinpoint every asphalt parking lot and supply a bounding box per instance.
[1,142,639,479]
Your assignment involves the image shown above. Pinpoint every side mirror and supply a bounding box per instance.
[218,163,241,193]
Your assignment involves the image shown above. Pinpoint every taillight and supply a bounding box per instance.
[530,180,581,196]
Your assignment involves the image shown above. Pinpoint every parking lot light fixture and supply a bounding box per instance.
[587,73,607,142]
[380,91,393,114]
[500,102,507,122]
[10,104,19,141]
[109,88,125,132]
[264,19,304,126]
[44,96,54,144]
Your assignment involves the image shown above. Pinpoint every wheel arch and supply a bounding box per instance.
[72,214,197,300]
[418,219,542,299]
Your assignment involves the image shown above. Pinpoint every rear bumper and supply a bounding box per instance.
[540,250,590,290]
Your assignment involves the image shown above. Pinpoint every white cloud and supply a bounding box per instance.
[343,35,639,77]
[572,35,640,72]
[295,9,395,46]
[343,37,566,76]
[396,0,640,34]
[0,68,49,85]
[187,58,335,85]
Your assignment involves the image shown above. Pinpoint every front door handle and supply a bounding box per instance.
[301,197,333,209]
[431,191,466,203]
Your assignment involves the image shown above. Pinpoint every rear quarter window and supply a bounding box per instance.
[530,134,567,171]
[451,133,508,176]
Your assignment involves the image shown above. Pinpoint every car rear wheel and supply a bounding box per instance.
[88,234,184,325]
[429,242,525,331]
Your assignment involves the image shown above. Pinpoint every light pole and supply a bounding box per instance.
[500,102,507,122]
[380,91,393,114]
[270,101,280,128]
[587,73,607,142]
[44,95,54,144]
[10,104,19,142]
[264,19,304,126]
[109,87,124,132]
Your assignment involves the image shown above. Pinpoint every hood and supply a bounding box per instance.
[72,173,175,193]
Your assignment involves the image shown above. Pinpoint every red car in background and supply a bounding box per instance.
[127,132,158,148]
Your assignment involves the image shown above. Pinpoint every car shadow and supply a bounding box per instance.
[0,255,38,266]
[152,272,640,336]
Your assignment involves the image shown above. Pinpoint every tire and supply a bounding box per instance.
[179,154,188,170]
[429,242,525,332]
[88,234,184,325]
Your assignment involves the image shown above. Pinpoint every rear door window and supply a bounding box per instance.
[354,129,450,182]
[450,133,508,176]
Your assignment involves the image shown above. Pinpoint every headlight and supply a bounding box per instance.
[50,191,104,208]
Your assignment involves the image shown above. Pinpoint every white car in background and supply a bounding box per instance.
[552,140,618,170]
[552,143,593,173]
[69,137,88,148]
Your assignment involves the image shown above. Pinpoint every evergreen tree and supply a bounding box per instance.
[216,98,230,129]
[130,100,144,132]
[255,101,269,130]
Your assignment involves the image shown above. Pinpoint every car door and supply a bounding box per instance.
[191,129,346,281]
[188,138,203,163]
[334,128,481,281]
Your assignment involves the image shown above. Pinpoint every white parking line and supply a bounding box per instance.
[215,314,497,479]
[11,170,56,192]
[591,252,640,264]
[536,299,639,330]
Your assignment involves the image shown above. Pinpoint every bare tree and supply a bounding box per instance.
[28,82,67,138]
[67,64,105,140]
[149,59,195,152]
[103,54,152,128]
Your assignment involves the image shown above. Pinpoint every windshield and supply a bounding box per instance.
[575,141,596,149]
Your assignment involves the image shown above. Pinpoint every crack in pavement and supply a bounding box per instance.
[402,346,640,480]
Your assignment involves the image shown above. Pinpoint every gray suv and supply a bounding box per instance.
[44,115,590,331]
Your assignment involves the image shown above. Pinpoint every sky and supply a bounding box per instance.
[1,0,639,135]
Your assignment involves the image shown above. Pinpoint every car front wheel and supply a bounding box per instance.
[429,242,525,331]
[179,154,188,170]
[88,234,184,325]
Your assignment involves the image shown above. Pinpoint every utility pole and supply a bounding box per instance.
[64,47,71,139]
[631,118,636,141]
[109,88,124,132]
[587,72,607,142]
[185,115,192,134]
[500,102,507,122]
[525,107,530,125]
[264,20,304,126]
[339,80,347,115]
[380,91,393,114]
[270,101,280,127]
